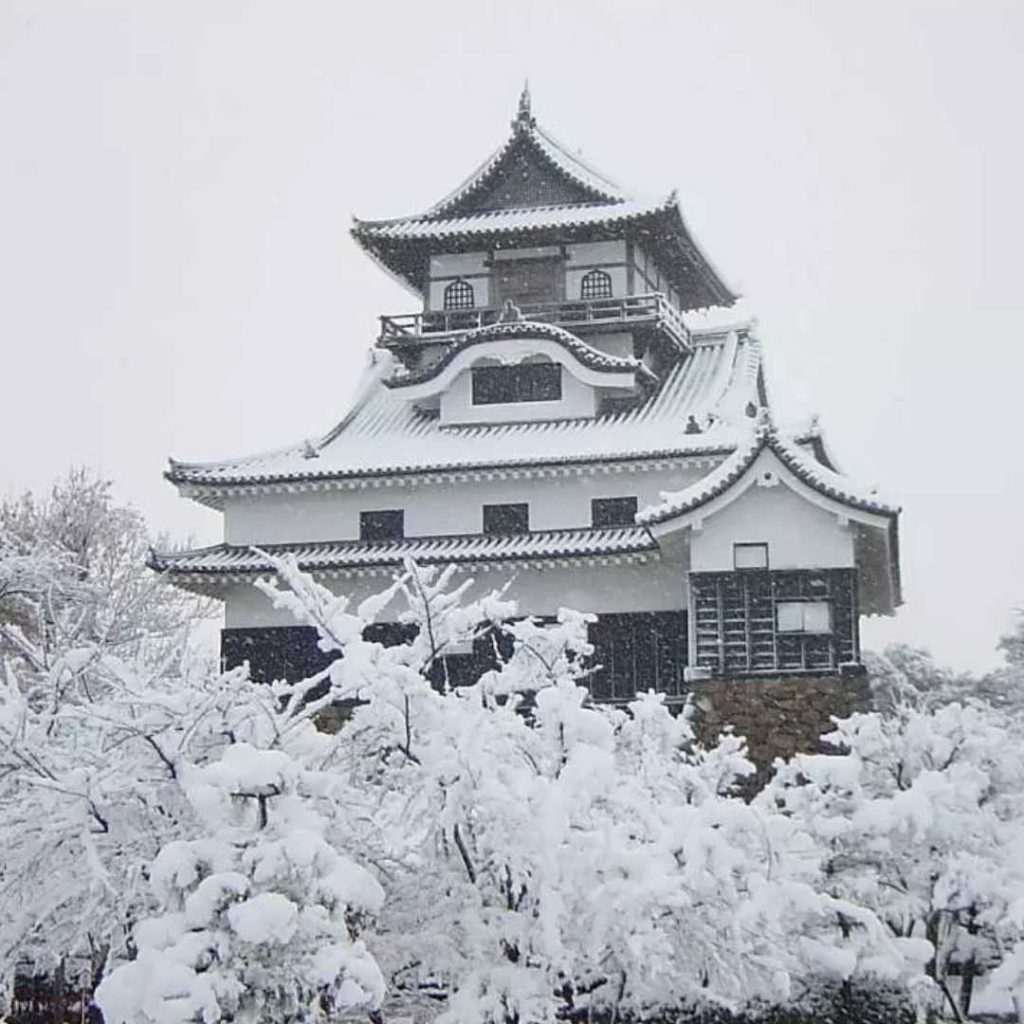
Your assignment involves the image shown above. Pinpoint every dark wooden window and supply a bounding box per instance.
[587,611,688,702]
[591,496,638,528]
[580,269,613,300]
[691,568,858,675]
[359,509,405,542]
[734,542,769,570]
[471,363,562,405]
[482,503,529,535]
[443,278,475,310]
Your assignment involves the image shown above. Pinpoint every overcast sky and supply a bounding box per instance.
[2,1,1022,671]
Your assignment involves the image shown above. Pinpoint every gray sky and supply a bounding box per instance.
[2,1,1022,671]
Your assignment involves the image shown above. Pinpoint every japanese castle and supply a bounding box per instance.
[154,89,901,716]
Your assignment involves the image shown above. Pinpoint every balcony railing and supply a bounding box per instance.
[378,293,691,352]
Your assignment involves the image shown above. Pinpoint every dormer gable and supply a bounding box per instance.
[383,312,657,426]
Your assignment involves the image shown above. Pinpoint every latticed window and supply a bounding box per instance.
[443,278,475,310]
[580,269,613,300]
[471,363,562,405]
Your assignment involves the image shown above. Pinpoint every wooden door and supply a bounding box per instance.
[492,258,563,308]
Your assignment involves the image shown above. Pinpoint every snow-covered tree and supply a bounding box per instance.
[258,557,925,1024]
[0,637,256,987]
[763,699,1024,1021]
[0,468,209,672]
[94,743,385,1024]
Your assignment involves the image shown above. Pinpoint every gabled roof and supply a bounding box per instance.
[350,90,737,310]
[425,86,628,217]
[166,326,766,498]
[149,526,659,586]
[638,419,902,611]
[638,420,900,525]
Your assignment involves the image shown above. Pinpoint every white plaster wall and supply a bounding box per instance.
[223,555,686,629]
[428,252,490,311]
[223,462,710,546]
[566,240,626,266]
[565,265,627,300]
[632,243,669,296]
[587,331,633,358]
[564,240,627,300]
[439,365,597,425]
[688,479,855,572]
[430,252,489,276]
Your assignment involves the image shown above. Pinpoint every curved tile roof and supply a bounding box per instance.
[637,423,900,525]
[350,98,736,310]
[424,113,629,219]
[150,526,659,578]
[166,327,765,489]
[384,319,657,389]
[354,196,671,242]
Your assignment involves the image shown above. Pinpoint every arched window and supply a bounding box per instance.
[580,269,613,300]
[444,278,475,310]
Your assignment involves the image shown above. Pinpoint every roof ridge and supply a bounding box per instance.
[639,421,899,525]
[418,116,628,222]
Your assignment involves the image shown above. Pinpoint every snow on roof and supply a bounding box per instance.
[166,327,765,492]
[423,118,630,220]
[150,526,659,581]
[353,195,670,242]
[349,97,736,310]
[637,421,900,525]
[385,319,657,389]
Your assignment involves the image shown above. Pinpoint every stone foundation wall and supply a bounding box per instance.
[688,673,871,789]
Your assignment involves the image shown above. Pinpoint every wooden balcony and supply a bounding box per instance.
[378,293,692,353]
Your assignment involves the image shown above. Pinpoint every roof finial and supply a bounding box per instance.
[513,79,535,131]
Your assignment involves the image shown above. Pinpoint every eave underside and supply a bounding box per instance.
[353,208,736,310]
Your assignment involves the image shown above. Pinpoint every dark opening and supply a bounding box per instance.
[482,502,530,535]
[587,611,688,702]
[471,363,562,405]
[359,509,405,542]
[591,496,639,528]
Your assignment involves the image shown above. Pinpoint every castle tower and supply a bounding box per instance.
[154,91,900,765]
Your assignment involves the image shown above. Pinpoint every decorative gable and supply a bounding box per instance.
[444,132,614,214]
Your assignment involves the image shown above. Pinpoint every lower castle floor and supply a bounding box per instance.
[222,566,861,699]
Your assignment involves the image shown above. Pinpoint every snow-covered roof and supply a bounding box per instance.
[167,326,766,498]
[424,97,630,218]
[149,526,659,584]
[350,94,737,310]
[638,422,901,525]
[385,319,657,390]
[355,196,672,242]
